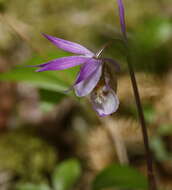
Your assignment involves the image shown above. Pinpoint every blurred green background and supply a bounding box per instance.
[0,0,172,189]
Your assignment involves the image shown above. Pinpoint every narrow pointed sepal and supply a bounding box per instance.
[34,56,90,71]
[42,33,94,56]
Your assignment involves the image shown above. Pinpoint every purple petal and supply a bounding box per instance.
[35,56,90,72]
[74,63,102,97]
[102,58,120,72]
[75,59,102,85]
[61,59,101,95]
[90,87,119,117]
[117,0,126,38]
[42,33,94,56]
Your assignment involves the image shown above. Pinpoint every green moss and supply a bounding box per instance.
[0,128,57,182]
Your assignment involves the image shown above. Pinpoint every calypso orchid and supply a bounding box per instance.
[32,34,120,116]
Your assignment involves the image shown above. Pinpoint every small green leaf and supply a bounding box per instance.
[143,104,156,124]
[15,183,51,190]
[39,89,66,104]
[92,164,148,190]
[151,136,170,161]
[52,159,81,190]
[157,124,172,135]
[39,89,66,112]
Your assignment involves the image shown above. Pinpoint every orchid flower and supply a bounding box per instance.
[32,34,120,116]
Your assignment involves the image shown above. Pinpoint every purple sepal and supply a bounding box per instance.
[42,33,94,56]
[35,56,90,72]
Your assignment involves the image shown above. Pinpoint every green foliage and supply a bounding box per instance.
[92,164,148,190]
[132,16,172,73]
[0,129,57,182]
[134,17,172,52]
[39,89,66,112]
[0,51,79,93]
[151,136,170,161]
[157,124,172,136]
[15,159,82,190]
[52,159,81,190]
[0,67,67,91]
[15,183,50,190]
[0,51,79,108]
[143,104,156,124]
[151,124,172,161]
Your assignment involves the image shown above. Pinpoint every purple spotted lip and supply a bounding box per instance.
[31,33,120,116]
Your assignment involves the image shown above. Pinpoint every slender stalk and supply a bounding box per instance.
[116,0,157,187]
[124,40,157,190]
